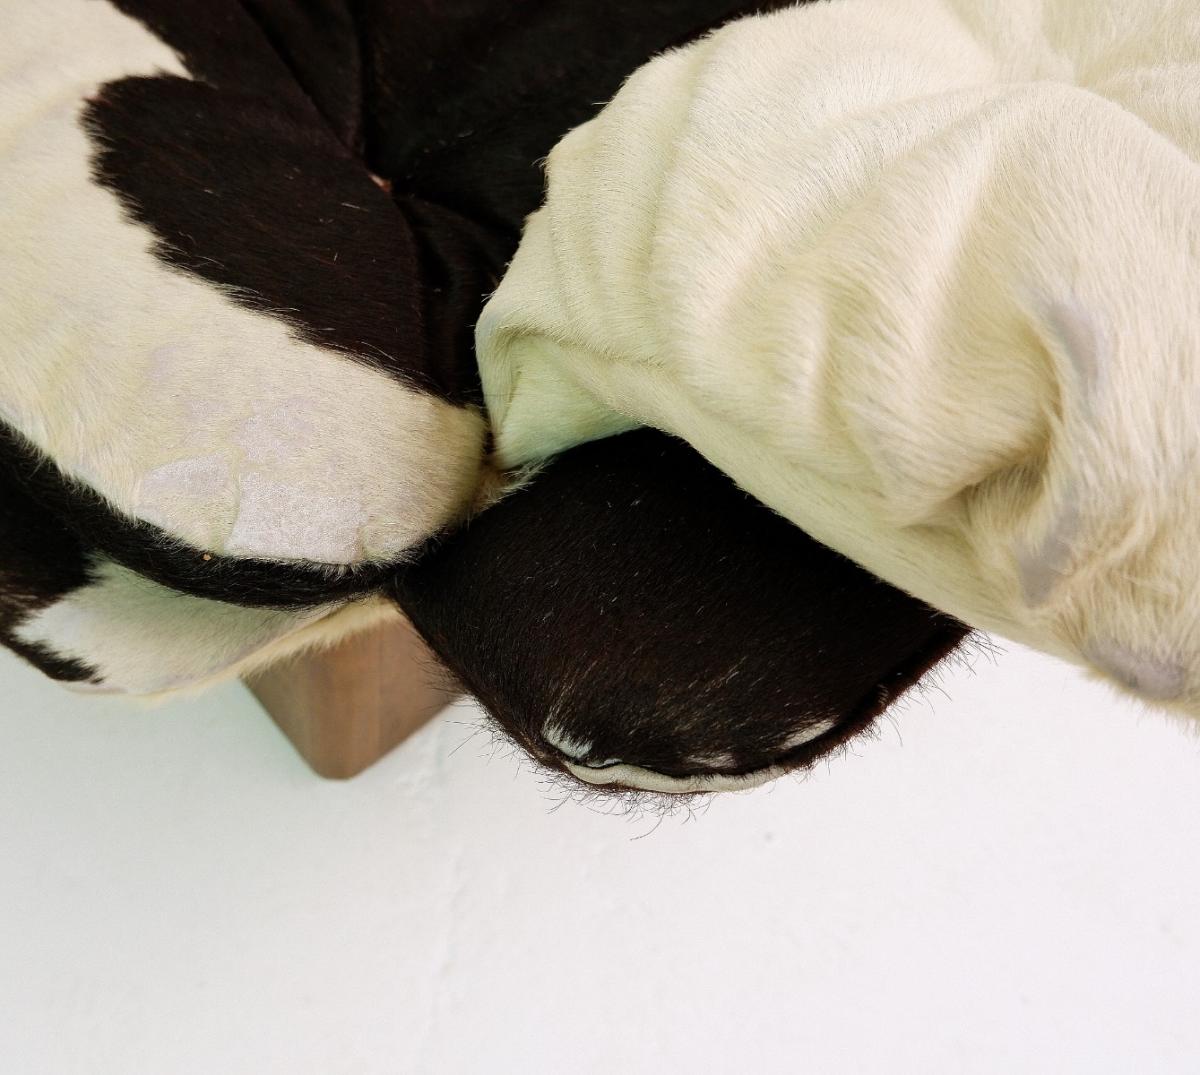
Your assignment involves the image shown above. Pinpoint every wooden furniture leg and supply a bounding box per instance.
[244,610,459,779]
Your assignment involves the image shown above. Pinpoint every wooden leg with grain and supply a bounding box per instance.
[245,609,459,779]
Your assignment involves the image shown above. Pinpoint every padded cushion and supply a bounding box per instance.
[2,1,485,578]
[477,0,1200,712]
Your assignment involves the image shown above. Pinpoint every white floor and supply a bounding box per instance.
[1,638,1198,1074]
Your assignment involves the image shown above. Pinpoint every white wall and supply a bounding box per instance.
[1,639,1198,1075]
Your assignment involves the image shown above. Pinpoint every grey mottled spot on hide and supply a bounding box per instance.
[1016,490,1081,606]
[1046,298,1107,401]
[1085,640,1187,702]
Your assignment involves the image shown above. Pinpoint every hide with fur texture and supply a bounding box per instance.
[479,0,1200,716]
[0,0,970,792]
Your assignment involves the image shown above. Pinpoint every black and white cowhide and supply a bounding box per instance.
[0,0,970,793]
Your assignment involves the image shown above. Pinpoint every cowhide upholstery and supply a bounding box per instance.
[0,0,968,792]
[477,0,1200,718]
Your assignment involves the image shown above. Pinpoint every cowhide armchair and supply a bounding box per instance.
[0,0,969,792]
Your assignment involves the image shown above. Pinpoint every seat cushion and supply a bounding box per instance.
[477,0,1200,712]
[2,0,486,589]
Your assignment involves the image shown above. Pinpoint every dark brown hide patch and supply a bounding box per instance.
[393,430,969,789]
[349,0,785,233]
[83,72,486,405]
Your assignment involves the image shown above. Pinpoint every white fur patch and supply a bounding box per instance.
[226,472,367,564]
[135,455,233,548]
[16,559,322,694]
[779,720,837,752]
[541,723,594,761]
[558,717,838,793]
[1,2,484,566]
[564,759,784,795]
[16,559,399,697]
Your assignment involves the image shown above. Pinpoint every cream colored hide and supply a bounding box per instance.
[477,0,1200,715]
